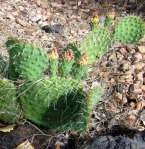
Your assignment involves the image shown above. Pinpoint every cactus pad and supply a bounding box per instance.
[6,38,49,81]
[79,27,111,64]
[87,87,103,109]
[113,15,145,43]
[0,79,20,123]
[0,54,8,77]
[19,77,90,132]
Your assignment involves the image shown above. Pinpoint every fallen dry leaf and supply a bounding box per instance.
[56,144,60,149]
[129,84,142,94]
[133,52,142,62]
[126,114,137,125]
[136,102,142,111]
[16,139,34,149]
[140,85,145,91]
[0,124,15,132]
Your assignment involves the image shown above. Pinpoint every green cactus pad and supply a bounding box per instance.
[79,27,111,64]
[0,54,8,77]
[104,17,113,27]
[6,38,49,81]
[113,15,145,43]
[0,79,20,123]
[19,77,90,133]
[88,87,103,110]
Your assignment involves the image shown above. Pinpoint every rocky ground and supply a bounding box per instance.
[0,0,145,148]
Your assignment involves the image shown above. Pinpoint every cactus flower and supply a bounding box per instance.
[78,53,88,66]
[107,9,115,19]
[91,12,99,24]
[49,48,59,60]
[64,49,74,61]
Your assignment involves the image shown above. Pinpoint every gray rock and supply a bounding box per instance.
[41,24,66,34]
[30,15,42,22]
[79,132,145,149]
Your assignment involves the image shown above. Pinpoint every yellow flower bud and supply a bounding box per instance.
[64,49,74,61]
[108,9,115,19]
[49,48,59,60]
[91,17,99,24]
[78,53,88,66]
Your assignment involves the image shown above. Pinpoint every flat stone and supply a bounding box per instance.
[30,15,42,22]
[51,2,62,8]
[138,46,145,54]
[16,18,28,26]
[6,14,15,20]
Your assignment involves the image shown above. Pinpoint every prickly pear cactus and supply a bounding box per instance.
[0,79,20,123]
[87,87,103,110]
[104,9,115,27]
[113,15,145,43]
[6,37,49,81]
[73,53,88,80]
[19,77,90,133]
[79,26,111,64]
[61,49,75,77]
[49,48,59,76]
[90,12,99,30]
